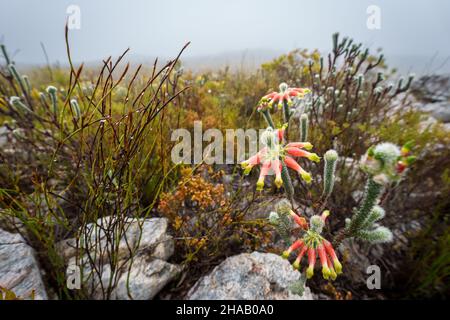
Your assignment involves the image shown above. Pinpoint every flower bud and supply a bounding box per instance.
[269,211,280,225]
[310,215,325,234]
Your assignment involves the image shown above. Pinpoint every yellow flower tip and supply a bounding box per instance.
[292,260,300,270]
[300,171,312,184]
[306,266,314,279]
[308,153,321,163]
[243,166,253,175]
[322,266,331,279]
[303,142,313,150]
[240,161,249,169]
[256,179,264,191]
[334,260,343,274]
[304,88,311,94]
[281,251,290,259]
[401,146,410,156]
[330,269,337,281]
[275,177,283,188]
[322,210,330,219]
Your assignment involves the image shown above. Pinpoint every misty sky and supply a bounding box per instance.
[1,0,450,67]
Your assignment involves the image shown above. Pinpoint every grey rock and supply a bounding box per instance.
[433,108,450,123]
[411,75,450,103]
[58,217,179,300]
[0,229,48,299]
[57,217,173,264]
[111,257,180,300]
[186,252,313,300]
[420,102,450,123]
[91,256,181,300]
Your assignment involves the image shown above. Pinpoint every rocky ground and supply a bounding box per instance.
[411,74,450,125]
[0,217,315,300]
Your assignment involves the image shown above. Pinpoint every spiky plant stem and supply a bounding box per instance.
[322,150,337,198]
[47,87,58,115]
[333,178,383,247]
[8,64,28,97]
[281,162,294,204]
[1,44,11,65]
[262,110,275,128]
[300,114,308,141]
[10,97,32,115]
[22,75,31,95]
[282,100,290,124]
[70,99,81,119]
[348,178,383,235]
[282,100,291,139]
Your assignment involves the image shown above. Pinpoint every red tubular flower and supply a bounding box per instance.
[240,127,319,191]
[326,255,338,280]
[306,248,316,279]
[242,153,260,168]
[320,210,330,223]
[289,87,310,97]
[282,240,304,259]
[323,239,342,274]
[258,84,311,110]
[264,92,277,100]
[286,142,313,150]
[256,160,271,191]
[241,147,266,175]
[284,156,312,183]
[276,128,285,143]
[317,244,331,279]
[272,158,283,188]
[282,238,342,280]
[280,211,342,280]
[289,210,308,230]
[286,147,321,162]
[292,245,308,270]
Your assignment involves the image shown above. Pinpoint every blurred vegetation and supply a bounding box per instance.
[0,32,448,299]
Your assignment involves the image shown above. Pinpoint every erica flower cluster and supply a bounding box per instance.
[241,127,320,191]
[342,142,415,244]
[360,141,416,185]
[281,210,342,280]
[246,81,416,290]
[257,83,311,112]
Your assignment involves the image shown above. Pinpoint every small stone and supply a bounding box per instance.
[57,217,179,300]
[0,229,48,299]
[186,252,313,300]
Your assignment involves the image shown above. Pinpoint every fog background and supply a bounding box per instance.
[1,0,449,73]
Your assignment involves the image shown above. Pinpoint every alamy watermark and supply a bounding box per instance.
[66,264,81,290]
[366,265,381,289]
[367,5,381,30]
[66,5,81,30]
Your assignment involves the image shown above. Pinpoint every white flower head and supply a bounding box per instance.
[361,142,403,184]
